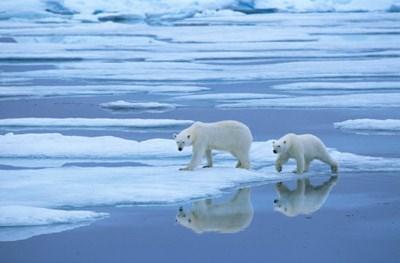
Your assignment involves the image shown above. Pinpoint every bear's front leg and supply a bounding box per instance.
[294,154,305,174]
[275,160,282,173]
[180,147,205,171]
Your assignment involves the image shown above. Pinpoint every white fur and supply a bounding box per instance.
[273,176,338,217]
[273,133,338,174]
[174,121,253,170]
[176,188,253,234]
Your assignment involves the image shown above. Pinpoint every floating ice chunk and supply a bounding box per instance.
[100,100,178,113]
[334,119,400,134]
[174,93,285,101]
[0,205,108,241]
[217,93,400,109]
[0,85,209,99]
[273,82,400,91]
[0,206,107,227]
[0,133,187,159]
[0,118,193,131]
[1,0,398,23]
[0,223,91,242]
[0,166,279,208]
[253,0,400,12]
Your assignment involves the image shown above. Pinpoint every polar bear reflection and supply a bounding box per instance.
[273,176,338,217]
[176,188,253,234]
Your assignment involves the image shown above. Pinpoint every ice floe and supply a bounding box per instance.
[272,82,400,92]
[100,100,178,113]
[0,85,209,99]
[0,222,91,242]
[334,119,400,134]
[173,93,285,101]
[0,118,193,131]
[1,133,399,172]
[0,205,108,241]
[218,93,400,109]
[0,206,108,227]
[0,166,279,208]
[0,132,400,240]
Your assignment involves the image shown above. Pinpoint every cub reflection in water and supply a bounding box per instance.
[176,188,253,234]
[273,176,338,217]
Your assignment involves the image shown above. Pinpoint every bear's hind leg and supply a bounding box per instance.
[304,160,311,172]
[318,152,338,174]
[237,152,251,170]
[235,160,241,168]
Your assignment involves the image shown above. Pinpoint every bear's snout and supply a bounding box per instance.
[273,150,277,154]
[178,147,183,151]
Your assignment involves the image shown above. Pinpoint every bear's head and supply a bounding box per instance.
[176,206,202,233]
[272,138,288,154]
[173,129,193,151]
[273,183,294,217]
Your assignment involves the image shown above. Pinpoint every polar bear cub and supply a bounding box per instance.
[174,121,253,170]
[176,188,253,234]
[273,133,338,174]
[273,176,338,217]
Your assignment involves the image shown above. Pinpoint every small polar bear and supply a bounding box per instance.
[272,133,338,174]
[273,176,338,217]
[173,121,253,170]
[176,188,253,234]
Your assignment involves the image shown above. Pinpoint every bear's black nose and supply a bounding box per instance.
[179,207,183,212]
[178,148,183,151]
[273,199,278,204]
[273,150,277,154]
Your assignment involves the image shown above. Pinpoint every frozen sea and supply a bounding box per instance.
[0,1,400,262]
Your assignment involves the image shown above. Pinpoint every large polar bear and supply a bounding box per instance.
[176,188,253,234]
[272,133,338,174]
[273,176,338,217]
[173,121,253,170]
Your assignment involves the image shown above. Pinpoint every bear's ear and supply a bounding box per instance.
[283,140,287,144]
[173,133,177,139]
[187,134,191,139]
[272,140,276,145]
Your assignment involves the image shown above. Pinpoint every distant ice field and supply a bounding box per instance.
[334,119,400,135]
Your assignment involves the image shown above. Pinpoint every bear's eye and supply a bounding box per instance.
[188,219,191,223]
[277,145,280,148]
[187,135,191,139]
[283,140,287,144]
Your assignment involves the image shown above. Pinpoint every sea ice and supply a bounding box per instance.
[0,118,193,130]
[0,206,108,227]
[100,100,178,113]
[334,119,400,134]
[272,82,400,92]
[218,93,400,109]
[173,93,285,101]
